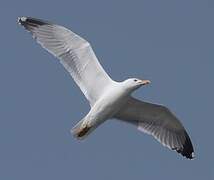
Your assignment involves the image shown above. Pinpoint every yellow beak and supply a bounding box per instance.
[140,80,151,85]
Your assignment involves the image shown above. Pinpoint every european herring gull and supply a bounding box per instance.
[18,17,194,159]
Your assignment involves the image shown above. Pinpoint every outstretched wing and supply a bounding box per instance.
[18,17,113,106]
[115,97,194,159]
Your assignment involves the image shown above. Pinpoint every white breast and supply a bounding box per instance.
[87,83,130,126]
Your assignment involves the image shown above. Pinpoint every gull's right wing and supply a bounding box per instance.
[18,17,114,106]
[115,97,194,159]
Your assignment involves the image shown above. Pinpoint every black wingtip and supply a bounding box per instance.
[18,16,50,27]
[177,132,195,159]
[18,17,26,26]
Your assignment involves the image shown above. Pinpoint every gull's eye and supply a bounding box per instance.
[134,79,138,82]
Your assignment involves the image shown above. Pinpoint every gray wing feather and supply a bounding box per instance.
[115,97,194,159]
[18,17,113,106]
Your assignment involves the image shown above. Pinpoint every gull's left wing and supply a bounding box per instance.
[18,17,114,106]
[115,97,194,159]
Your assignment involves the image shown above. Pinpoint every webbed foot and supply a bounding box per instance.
[76,125,91,138]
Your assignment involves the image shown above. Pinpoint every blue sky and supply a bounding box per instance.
[0,0,213,179]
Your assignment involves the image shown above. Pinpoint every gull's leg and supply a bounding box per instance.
[71,118,94,139]
[76,123,91,138]
[71,102,111,140]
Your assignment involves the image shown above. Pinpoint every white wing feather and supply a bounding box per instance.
[18,17,113,106]
[115,97,194,159]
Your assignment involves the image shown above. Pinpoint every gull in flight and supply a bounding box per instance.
[18,17,194,159]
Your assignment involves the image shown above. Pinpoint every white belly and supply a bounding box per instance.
[87,86,130,126]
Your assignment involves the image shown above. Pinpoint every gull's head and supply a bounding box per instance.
[123,78,151,91]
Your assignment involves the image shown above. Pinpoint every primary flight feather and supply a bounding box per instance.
[18,17,194,159]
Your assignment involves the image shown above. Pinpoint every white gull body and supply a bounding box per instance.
[18,17,194,159]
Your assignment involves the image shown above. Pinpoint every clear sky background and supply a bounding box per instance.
[0,0,213,179]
